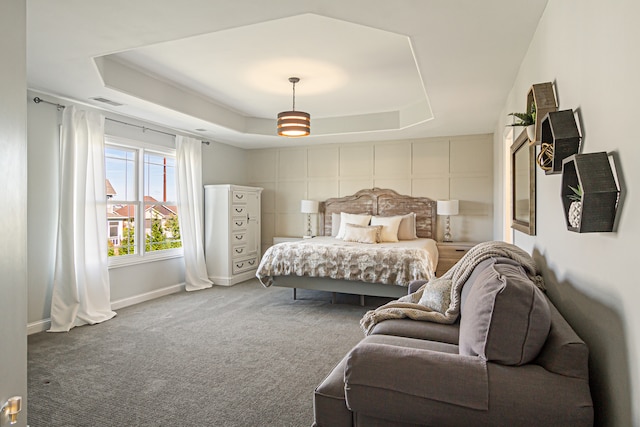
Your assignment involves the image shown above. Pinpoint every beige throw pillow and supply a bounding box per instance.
[397,212,418,240]
[336,213,372,239]
[342,224,383,244]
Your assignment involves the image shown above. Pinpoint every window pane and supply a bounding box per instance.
[107,204,137,256]
[106,139,181,261]
[106,147,136,200]
[144,153,176,202]
[144,203,182,252]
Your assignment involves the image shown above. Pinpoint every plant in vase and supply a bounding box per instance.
[567,184,583,228]
[507,103,536,141]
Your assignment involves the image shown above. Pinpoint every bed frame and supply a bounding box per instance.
[272,188,437,304]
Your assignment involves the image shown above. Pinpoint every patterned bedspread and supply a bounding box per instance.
[256,237,438,288]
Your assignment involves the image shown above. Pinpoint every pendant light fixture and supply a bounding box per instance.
[277,77,310,137]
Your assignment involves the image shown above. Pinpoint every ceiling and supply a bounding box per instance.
[27,0,548,149]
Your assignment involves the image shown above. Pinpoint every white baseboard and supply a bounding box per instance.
[110,283,184,310]
[28,319,52,335]
[27,283,185,335]
[209,269,257,286]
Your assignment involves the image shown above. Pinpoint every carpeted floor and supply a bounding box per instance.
[28,279,392,427]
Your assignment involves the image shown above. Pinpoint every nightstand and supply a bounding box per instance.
[435,242,477,277]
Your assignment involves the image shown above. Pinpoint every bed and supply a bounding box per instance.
[256,188,439,304]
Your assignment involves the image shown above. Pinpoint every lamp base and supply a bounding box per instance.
[443,215,453,242]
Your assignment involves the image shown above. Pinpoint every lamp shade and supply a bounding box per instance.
[278,77,310,137]
[437,200,459,216]
[300,200,319,214]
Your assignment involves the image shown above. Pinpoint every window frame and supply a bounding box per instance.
[106,135,183,268]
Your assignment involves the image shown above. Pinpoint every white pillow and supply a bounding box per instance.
[370,215,403,242]
[331,212,341,237]
[336,213,372,239]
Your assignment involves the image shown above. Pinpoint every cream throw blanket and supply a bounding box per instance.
[360,241,545,335]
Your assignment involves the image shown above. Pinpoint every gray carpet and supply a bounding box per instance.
[28,279,392,427]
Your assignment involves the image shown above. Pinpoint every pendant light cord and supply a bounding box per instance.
[291,80,296,111]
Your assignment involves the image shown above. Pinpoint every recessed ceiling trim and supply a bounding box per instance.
[95,53,433,138]
[95,56,247,133]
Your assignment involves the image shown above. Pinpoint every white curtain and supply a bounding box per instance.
[49,106,116,332]
[176,135,213,291]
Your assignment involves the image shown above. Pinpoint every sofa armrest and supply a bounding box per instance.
[344,341,488,413]
[408,280,427,294]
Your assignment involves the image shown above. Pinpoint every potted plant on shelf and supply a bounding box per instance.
[567,184,583,228]
[507,103,536,141]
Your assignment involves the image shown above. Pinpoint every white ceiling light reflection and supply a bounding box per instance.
[245,58,347,96]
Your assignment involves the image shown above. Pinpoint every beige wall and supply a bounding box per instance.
[495,1,640,425]
[247,134,493,253]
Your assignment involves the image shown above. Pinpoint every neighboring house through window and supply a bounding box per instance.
[105,136,182,265]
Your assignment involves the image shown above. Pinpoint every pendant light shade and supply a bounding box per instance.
[278,77,310,137]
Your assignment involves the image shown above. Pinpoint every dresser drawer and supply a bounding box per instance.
[232,244,248,259]
[232,217,248,231]
[232,205,247,216]
[232,231,248,243]
[232,256,258,274]
[232,191,248,204]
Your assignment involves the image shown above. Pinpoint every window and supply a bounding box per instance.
[105,136,182,265]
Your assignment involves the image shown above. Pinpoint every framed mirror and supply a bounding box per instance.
[511,129,536,235]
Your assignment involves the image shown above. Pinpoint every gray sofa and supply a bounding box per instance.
[313,257,593,427]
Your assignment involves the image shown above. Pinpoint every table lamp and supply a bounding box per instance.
[437,200,459,242]
[300,200,319,238]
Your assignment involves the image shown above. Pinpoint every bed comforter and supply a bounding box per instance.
[256,237,438,288]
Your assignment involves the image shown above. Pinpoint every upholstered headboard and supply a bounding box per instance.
[320,188,437,239]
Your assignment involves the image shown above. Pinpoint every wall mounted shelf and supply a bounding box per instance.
[527,82,558,145]
[561,152,619,233]
[541,109,582,174]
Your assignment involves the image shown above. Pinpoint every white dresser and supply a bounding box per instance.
[204,184,263,285]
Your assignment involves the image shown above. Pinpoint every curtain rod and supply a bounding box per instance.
[33,97,210,145]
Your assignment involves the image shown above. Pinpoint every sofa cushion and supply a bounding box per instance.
[459,262,551,365]
[459,258,496,310]
[460,257,523,310]
[534,301,590,379]
[345,337,488,414]
[369,318,460,345]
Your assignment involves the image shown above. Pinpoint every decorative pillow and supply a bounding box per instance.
[418,277,452,313]
[336,213,372,239]
[342,224,383,244]
[397,212,418,240]
[331,213,341,237]
[370,215,403,242]
[459,263,551,366]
